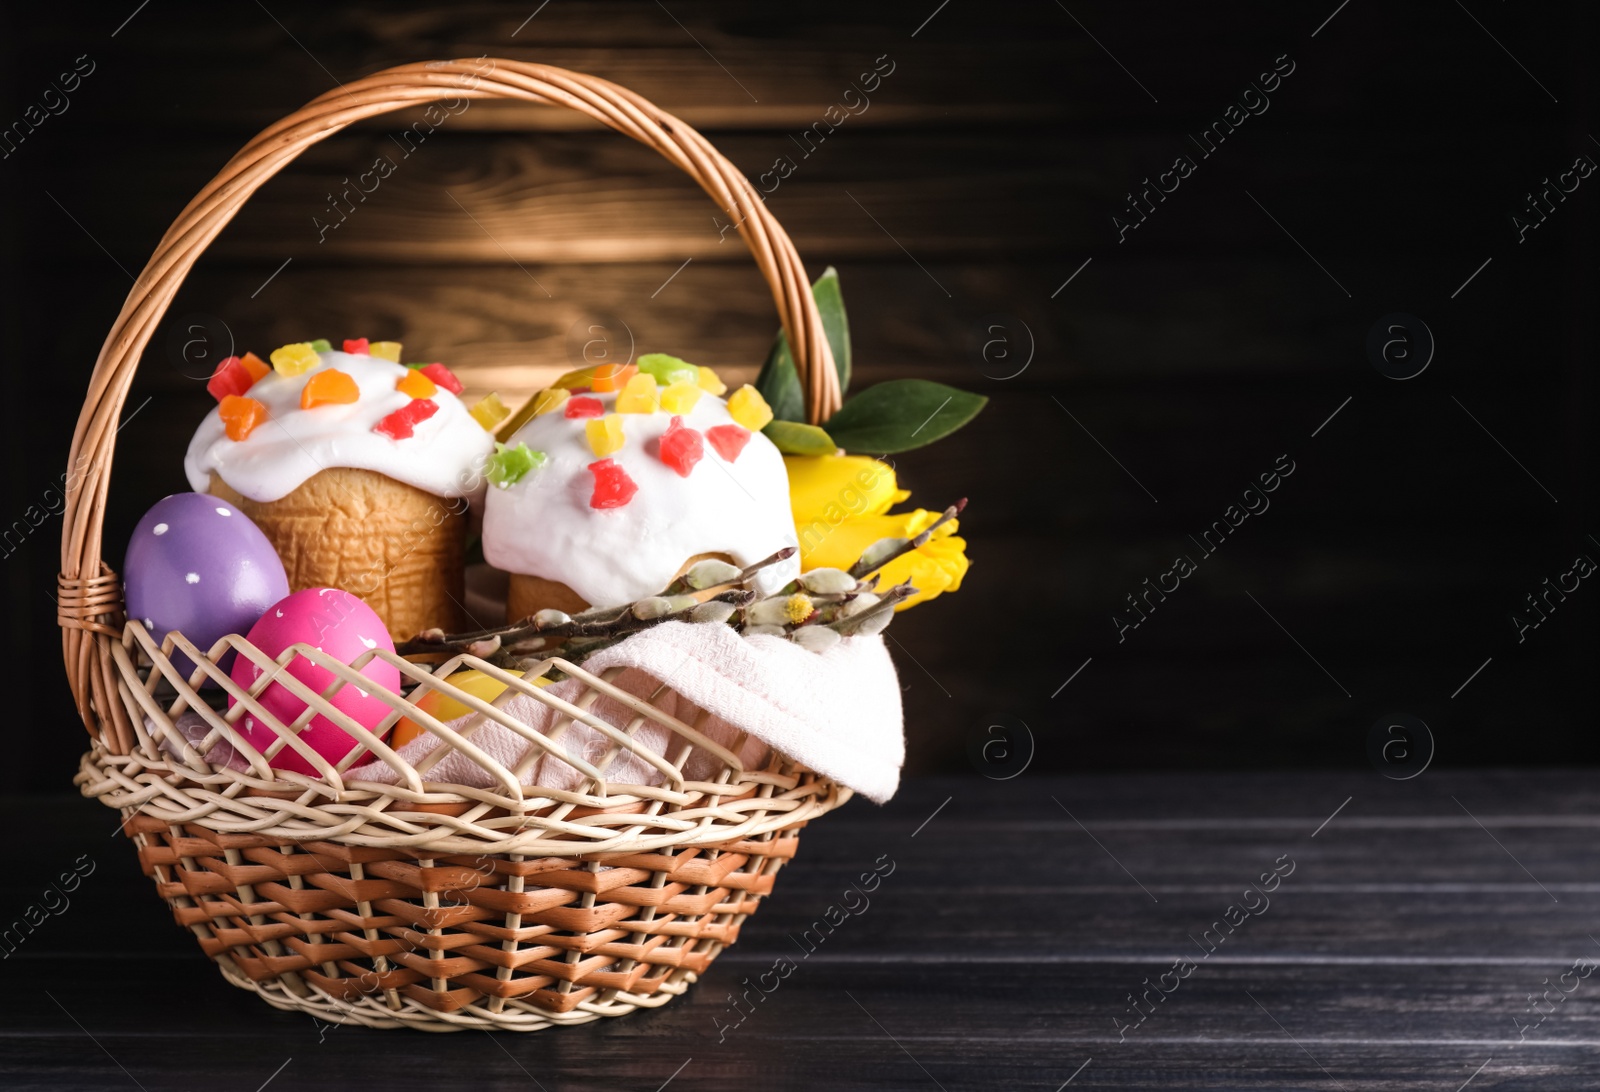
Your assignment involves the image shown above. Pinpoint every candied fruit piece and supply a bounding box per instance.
[591,363,635,392]
[470,392,509,431]
[659,380,702,415]
[308,338,332,353]
[487,442,547,488]
[616,373,658,414]
[532,388,570,416]
[657,416,704,478]
[270,342,320,376]
[696,366,727,395]
[565,395,605,419]
[219,395,267,441]
[239,351,271,383]
[588,458,638,509]
[343,338,370,354]
[418,362,463,395]
[206,356,256,402]
[300,368,359,409]
[585,413,626,457]
[373,398,438,440]
[369,341,403,362]
[706,424,751,462]
[396,370,437,399]
[552,363,636,392]
[727,385,774,431]
[637,352,698,387]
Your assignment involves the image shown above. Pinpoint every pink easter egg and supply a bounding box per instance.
[228,587,399,775]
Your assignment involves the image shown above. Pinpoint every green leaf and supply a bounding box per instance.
[754,335,806,422]
[763,420,837,456]
[813,266,851,396]
[823,379,988,454]
[636,352,698,387]
[754,267,852,422]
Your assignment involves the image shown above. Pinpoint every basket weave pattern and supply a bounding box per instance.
[60,60,850,1031]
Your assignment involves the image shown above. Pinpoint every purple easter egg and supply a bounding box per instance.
[228,587,399,775]
[124,493,289,684]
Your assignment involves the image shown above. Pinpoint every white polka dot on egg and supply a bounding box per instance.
[216,507,231,517]
[153,523,168,535]
[185,572,200,584]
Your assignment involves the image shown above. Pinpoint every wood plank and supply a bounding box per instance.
[46,254,1554,398]
[32,124,1573,266]
[7,1,1574,135]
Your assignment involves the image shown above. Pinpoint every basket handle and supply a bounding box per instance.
[57,59,840,735]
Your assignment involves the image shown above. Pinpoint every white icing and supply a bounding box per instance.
[482,390,799,608]
[183,350,495,503]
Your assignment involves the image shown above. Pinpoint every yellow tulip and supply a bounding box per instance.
[785,455,968,611]
[785,454,909,528]
[391,669,543,748]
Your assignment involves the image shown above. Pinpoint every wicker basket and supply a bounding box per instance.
[59,59,852,1032]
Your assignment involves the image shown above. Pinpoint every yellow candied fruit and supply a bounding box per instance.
[469,392,510,431]
[532,388,570,416]
[270,342,320,376]
[369,341,403,362]
[727,384,773,431]
[396,370,437,399]
[585,413,626,457]
[659,380,703,415]
[616,373,658,414]
[696,366,727,395]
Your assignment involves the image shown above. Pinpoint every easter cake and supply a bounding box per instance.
[482,355,800,621]
[184,338,502,638]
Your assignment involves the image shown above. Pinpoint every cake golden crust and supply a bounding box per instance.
[506,552,732,624]
[210,468,467,639]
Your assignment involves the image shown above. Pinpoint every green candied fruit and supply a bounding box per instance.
[636,352,699,388]
[487,441,548,488]
[308,338,333,353]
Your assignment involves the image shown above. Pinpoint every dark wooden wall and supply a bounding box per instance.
[3,1,1596,790]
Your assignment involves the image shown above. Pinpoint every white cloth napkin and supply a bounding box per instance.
[348,622,905,803]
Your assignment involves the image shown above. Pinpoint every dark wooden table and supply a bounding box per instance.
[4,770,1599,1089]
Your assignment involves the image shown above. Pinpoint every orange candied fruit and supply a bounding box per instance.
[300,368,360,409]
[239,351,271,383]
[219,395,268,441]
[590,363,637,393]
[396,369,437,399]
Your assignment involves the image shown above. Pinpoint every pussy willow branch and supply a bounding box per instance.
[398,588,756,658]
[848,498,967,580]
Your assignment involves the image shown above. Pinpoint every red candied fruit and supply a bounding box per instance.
[588,458,638,509]
[206,356,258,402]
[373,398,439,440]
[657,416,704,478]
[418,362,464,395]
[706,424,751,462]
[565,395,605,419]
[343,338,370,354]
